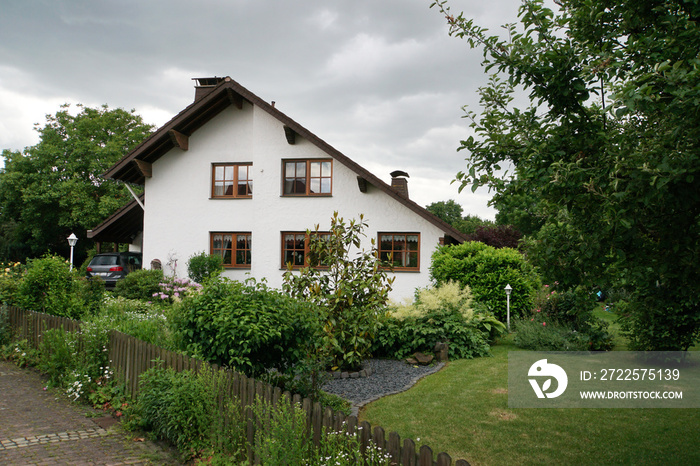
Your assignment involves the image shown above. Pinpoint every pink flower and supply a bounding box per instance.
[542,322,546,326]
[530,318,534,321]
[536,309,541,313]
[544,284,549,288]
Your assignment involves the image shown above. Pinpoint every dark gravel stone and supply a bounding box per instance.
[322,359,444,414]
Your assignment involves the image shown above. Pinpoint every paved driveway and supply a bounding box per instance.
[0,360,180,465]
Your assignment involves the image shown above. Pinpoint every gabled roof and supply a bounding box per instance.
[103,77,466,243]
[87,194,143,244]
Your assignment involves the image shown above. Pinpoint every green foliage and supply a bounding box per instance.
[16,255,86,319]
[136,365,244,460]
[432,0,700,350]
[252,395,310,465]
[251,395,390,466]
[283,213,394,371]
[187,251,223,284]
[37,328,78,387]
[430,241,540,321]
[372,282,502,359]
[113,269,164,301]
[518,284,614,351]
[1,338,37,367]
[425,200,494,235]
[0,104,153,262]
[173,278,319,375]
[88,295,173,349]
[0,261,25,306]
[514,319,590,351]
[0,305,9,347]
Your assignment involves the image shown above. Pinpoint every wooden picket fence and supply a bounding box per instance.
[5,306,470,466]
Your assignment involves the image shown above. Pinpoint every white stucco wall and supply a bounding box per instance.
[142,102,447,300]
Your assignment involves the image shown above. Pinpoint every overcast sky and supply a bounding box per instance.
[0,0,524,220]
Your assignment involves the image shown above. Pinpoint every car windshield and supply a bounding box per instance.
[91,255,119,266]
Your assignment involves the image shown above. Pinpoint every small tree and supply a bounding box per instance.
[283,213,394,371]
[187,251,224,284]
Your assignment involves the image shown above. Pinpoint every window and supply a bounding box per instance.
[212,163,252,198]
[283,159,332,196]
[379,233,420,270]
[210,232,251,268]
[281,231,330,268]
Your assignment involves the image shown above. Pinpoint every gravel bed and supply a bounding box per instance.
[322,359,444,414]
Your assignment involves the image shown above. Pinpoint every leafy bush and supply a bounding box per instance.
[529,284,614,351]
[372,282,503,359]
[0,261,25,306]
[113,269,164,301]
[173,278,320,375]
[37,327,78,387]
[16,255,85,319]
[514,318,590,351]
[136,365,244,460]
[283,213,393,371]
[430,241,541,321]
[87,296,173,349]
[187,251,223,284]
[466,224,522,249]
[251,395,390,466]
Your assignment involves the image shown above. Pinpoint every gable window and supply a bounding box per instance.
[283,159,332,196]
[212,163,252,198]
[379,233,420,270]
[211,232,251,268]
[281,231,330,268]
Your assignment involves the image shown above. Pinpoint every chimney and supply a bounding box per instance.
[390,170,410,198]
[192,77,227,101]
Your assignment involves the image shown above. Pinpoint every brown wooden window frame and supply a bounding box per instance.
[210,232,252,268]
[211,163,253,198]
[281,231,330,269]
[378,232,421,271]
[282,159,333,196]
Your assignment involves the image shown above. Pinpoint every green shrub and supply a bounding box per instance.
[514,318,590,351]
[173,278,320,375]
[251,395,390,466]
[430,241,541,321]
[88,296,173,349]
[0,261,25,306]
[37,327,78,387]
[530,284,614,351]
[372,282,502,359]
[283,213,393,371]
[16,255,85,319]
[113,269,164,301]
[187,251,223,284]
[136,365,244,460]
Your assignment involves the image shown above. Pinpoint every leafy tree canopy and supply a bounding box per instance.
[432,0,700,349]
[0,104,153,261]
[426,199,494,235]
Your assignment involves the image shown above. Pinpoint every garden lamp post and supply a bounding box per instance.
[505,284,512,332]
[67,233,78,272]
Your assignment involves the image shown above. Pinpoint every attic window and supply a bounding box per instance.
[282,159,332,196]
[211,163,253,198]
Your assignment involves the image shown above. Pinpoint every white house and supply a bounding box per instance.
[88,77,465,300]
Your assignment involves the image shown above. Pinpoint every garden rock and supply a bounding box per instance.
[412,352,434,365]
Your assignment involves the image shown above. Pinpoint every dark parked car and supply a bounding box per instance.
[86,252,142,287]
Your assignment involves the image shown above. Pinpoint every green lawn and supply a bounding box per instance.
[361,319,700,465]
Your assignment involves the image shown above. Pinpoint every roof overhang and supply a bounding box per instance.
[87,194,144,243]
